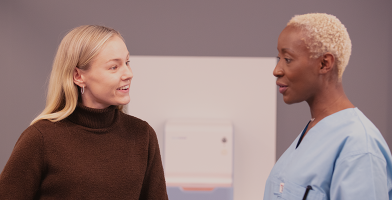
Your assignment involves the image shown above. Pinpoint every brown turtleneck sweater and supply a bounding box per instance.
[0,104,168,200]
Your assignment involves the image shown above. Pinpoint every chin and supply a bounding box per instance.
[115,102,130,106]
[110,98,130,106]
[283,96,303,105]
[118,99,131,106]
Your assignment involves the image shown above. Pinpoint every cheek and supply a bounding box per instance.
[292,74,319,101]
[88,75,117,94]
[288,63,313,84]
[286,69,314,95]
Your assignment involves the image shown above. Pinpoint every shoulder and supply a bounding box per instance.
[351,109,383,140]
[118,112,156,136]
[31,119,57,130]
[29,119,68,137]
[118,112,149,128]
[117,113,160,149]
[21,120,56,139]
[332,108,390,163]
[13,121,52,151]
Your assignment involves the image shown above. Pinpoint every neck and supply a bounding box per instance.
[306,81,354,121]
[68,103,117,129]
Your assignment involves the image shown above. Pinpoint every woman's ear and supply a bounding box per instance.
[319,53,335,75]
[73,68,85,87]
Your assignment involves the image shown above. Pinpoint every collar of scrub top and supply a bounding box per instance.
[296,120,312,149]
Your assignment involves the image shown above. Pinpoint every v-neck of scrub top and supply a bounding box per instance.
[296,120,311,149]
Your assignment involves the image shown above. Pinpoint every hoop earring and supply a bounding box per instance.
[81,86,85,95]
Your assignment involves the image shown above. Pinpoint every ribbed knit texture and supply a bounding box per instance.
[68,104,117,128]
[0,104,168,200]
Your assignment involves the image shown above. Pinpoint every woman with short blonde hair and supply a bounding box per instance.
[0,25,168,199]
[264,13,392,199]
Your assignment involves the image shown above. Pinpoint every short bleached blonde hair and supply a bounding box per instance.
[287,13,352,78]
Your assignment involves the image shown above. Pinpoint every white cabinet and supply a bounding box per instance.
[165,119,234,199]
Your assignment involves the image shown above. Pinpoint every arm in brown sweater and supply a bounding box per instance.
[0,125,44,198]
[139,125,168,200]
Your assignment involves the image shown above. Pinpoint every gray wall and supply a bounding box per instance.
[1,0,391,171]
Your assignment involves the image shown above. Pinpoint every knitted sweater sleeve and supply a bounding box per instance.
[0,125,45,199]
[139,125,168,200]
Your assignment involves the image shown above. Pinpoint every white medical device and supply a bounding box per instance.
[164,119,234,200]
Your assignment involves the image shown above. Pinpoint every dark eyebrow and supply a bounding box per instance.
[106,53,130,63]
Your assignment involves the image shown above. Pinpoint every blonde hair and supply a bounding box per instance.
[31,25,124,125]
[287,13,352,78]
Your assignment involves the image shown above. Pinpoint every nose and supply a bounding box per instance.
[122,65,133,82]
[273,60,284,78]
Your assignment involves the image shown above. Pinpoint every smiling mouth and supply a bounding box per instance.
[117,85,130,90]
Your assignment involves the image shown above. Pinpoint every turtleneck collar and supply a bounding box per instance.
[67,103,118,129]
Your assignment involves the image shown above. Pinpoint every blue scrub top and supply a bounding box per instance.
[264,108,392,200]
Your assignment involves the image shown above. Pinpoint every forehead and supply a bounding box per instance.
[95,36,128,61]
[102,36,127,54]
[277,26,309,55]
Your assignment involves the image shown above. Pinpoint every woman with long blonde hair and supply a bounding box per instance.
[0,25,168,199]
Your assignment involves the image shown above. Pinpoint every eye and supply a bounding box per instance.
[277,56,280,62]
[110,66,118,70]
[285,58,292,64]
[126,60,130,66]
